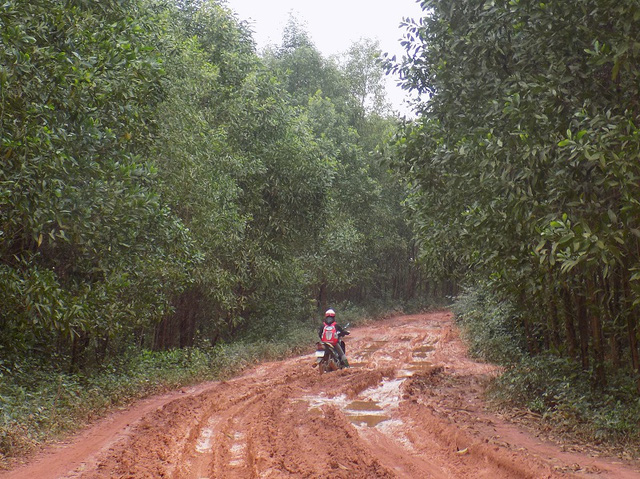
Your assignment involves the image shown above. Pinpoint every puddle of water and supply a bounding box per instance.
[360,346,382,353]
[346,400,383,412]
[347,414,390,427]
[398,361,435,377]
[407,361,433,371]
[370,354,398,363]
[345,361,367,368]
[360,379,404,409]
[195,428,215,454]
[302,381,403,430]
[413,351,431,359]
[302,394,349,409]
[376,419,416,450]
[413,345,434,354]
[229,432,246,466]
[195,417,219,453]
[360,340,389,353]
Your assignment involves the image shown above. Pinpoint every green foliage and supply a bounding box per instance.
[0,0,428,461]
[491,355,640,443]
[390,0,640,394]
[267,15,347,108]
[261,18,425,310]
[0,0,423,357]
[456,284,640,444]
[0,0,195,365]
[342,38,392,125]
[452,284,526,365]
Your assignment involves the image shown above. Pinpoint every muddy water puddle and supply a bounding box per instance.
[399,335,417,342]
[347,361,367,368]
[308,407,323,417]
[353,340,390,362]
[195,417,219,454]
[347,414,390,427]
[345,400,389,427]
[413,344,434,354]
[398,360,434,377]
[413,351,431,359]
[407,360,433,370]
[347,400,383,411]
[301,383,402,429]
[411,344,435,361]
[359,340,388,354]
[229,431,247,467]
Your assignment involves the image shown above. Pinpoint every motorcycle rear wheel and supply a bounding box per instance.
[318,360,326,374]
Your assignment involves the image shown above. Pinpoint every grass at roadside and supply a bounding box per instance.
[0,323,315,468]
[452,284,640,455]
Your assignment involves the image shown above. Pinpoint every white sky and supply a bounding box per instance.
[223,0,425,116]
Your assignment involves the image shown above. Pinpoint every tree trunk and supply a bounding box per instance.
[547,293,562,353]
[317,281,327,312]
[575,287,590,371]
[628,314,640,394]
[69,330,90,373]
[561,284,578,359]
[587,275,606,387]
[623,274,640,393]
[521,309,535,355]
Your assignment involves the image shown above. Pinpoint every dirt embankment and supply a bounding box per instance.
[3,312,640,478]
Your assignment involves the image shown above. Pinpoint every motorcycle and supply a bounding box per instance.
[315,323,350,374]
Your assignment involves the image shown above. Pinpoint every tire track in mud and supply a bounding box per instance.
[4,312,640,478]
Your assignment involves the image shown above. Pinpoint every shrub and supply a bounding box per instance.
[452,284,526,365]
[455,284,640,445]
[490,355,640,444]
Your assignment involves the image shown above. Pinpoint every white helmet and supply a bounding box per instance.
[325,309,336,318]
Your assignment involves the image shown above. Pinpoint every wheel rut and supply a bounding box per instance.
[4,312,640,478]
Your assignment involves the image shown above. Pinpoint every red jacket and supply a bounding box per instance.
[319,319,343,345]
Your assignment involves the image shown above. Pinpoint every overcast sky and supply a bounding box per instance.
[223,0,425,116]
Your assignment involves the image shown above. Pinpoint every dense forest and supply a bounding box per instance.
[2,0,640,460]
[0,0,434,456]
[389,0,640,440]
[0,0,428,373]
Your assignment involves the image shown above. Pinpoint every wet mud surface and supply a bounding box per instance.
[4,312,640,478]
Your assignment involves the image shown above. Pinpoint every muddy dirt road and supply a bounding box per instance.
[4,312,640,478]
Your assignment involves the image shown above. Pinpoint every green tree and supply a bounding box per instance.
[390,0,640,389]
[0,0,194,367]
[343,38,391,124]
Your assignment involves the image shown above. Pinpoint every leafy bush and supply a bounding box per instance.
[455,284,640,445]
[452,284,526,365]
[490,355,640,444]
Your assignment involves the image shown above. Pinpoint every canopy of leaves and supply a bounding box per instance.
[0,0,422,372]
[390,0,640,388]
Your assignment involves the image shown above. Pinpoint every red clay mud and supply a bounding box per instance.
[3,312,640,478]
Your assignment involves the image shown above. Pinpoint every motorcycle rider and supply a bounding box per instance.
[318,308,350,368]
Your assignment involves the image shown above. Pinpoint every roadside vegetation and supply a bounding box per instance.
[0,0,438,463]
[4,0,639,466]
[454,285,640,448]
[389,0,640,451]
